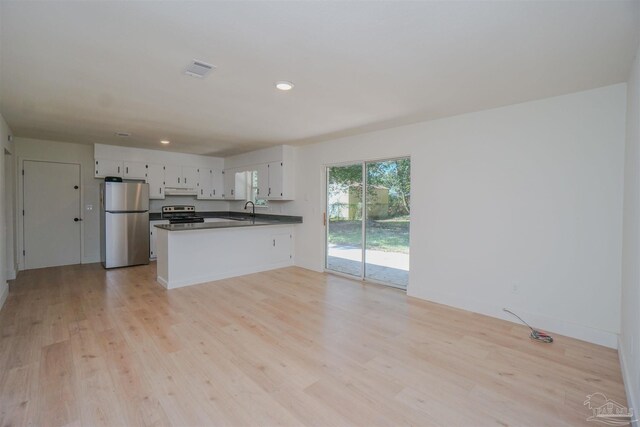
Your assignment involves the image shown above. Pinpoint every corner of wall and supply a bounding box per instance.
[0,282,8,312]
[618,337,639,427]
[619,37,640,424]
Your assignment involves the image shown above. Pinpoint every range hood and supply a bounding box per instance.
[164,186,197,196]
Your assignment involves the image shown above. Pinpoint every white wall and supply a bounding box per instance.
[0,113,14,311]
[620,42,640,421]
[14,137,101,265]
[4,139,16,280]
[149,196,228,213]
[292,84,627,348]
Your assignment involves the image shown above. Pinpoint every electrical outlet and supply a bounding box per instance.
[86,204,93,211]
[512,284,519,294]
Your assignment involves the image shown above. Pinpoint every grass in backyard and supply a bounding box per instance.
[328,219,409,253]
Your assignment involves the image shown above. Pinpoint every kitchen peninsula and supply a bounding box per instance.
[154,212,302,289]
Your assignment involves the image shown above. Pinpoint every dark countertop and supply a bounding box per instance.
[153,211,302,231]
[150,210,301,221]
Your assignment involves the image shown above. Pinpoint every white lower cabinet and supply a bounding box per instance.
[149,220,169,259]
[270,232,292,263]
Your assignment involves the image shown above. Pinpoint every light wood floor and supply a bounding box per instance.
[0,263,627,426]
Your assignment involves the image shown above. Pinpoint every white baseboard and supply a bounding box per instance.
[6,268,16,281]
[619,336,639,427]
[0,283,8,312]
[408,287,618,348]
[156,276,169,289]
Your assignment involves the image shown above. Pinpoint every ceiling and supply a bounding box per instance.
[1,1,638,157]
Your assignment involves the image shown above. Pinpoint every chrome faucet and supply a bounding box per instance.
[244,201,255,218]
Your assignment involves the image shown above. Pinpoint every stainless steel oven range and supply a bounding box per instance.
[161,205,205,224]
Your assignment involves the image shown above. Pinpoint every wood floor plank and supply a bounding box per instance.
[0,263,629,426]
[38,340,79,427]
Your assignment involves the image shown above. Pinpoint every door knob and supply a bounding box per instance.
[74,218,82,222]
[74,185,79,189]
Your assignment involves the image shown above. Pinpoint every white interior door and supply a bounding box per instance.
[23,160,81,269]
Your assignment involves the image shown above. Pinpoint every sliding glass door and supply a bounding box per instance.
[326,158,410,289]
[326,163,363,276]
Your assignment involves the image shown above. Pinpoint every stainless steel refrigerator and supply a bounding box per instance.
[100,182,150,268]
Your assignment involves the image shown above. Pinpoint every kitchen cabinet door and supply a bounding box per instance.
[149,220,169,259]
[270,232,292,263]
[211,169,224,199]
[182,166,198,188]
[146,163,165,199]
[234,170,247,200]
[267,161,284,199]
[95,158,123,178]
[197,168,214,199]
[255,163,269,200]
[223,170,233,199]
[123,161,147,180]
[164,165,181,187]
[223,169,247,200]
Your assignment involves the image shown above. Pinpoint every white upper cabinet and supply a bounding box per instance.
[250,160,292,200]
[164,164,182,188]
[267,161,284,199]
[197,168,223,199]
[95,158,123,178]
[146,163,165,199]
[165,165,198,189]
[255,163,269,199]
[182,166,198,189]
[223,168,247,200]
[197,168,212,199]
[235,171,247,200]
[123,161,147,180]
[211,169,224,199]
[93,144,296,201]
[221,145,295,201]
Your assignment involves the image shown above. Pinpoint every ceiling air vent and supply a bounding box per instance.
[115,132,131,138]
[185,60,215,78]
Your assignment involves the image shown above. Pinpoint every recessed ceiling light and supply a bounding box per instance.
[275,81,294,91]
[161,140,170,145]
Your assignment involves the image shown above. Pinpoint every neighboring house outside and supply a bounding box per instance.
[328,183,389,220]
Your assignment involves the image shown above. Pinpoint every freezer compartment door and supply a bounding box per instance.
[103,211,150,268]
[104,182,149,212]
